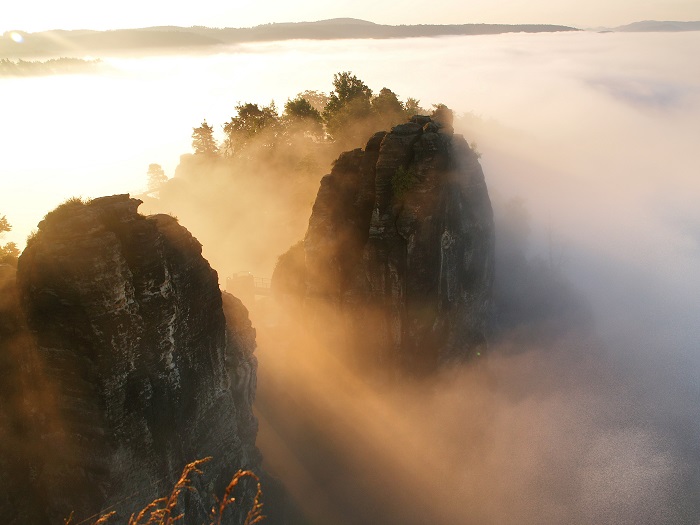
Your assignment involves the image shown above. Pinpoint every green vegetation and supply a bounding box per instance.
[142,72,472,276]
[190,71,430,159]
[222,102,279,156]
[0,57,102,77]
[391,165,419,199]
[0,215,19,266]
[146,163,168,193]
[42,196,91,222]
[192,120,219,156]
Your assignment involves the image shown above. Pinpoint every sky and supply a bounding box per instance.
[2,0,700,34]
[1,16,699,522]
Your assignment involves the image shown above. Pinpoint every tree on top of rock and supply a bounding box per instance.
[404,97,427,116]
[431,103,454,127]
[192,120,219,156]
[371,87,406,130]
[323,72,373,146]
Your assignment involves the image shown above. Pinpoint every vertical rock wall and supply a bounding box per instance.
[15,195,260,523]
[286,115,495,371]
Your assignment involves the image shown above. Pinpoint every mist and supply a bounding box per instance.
[249,30,700,523]
[2,29,700,523]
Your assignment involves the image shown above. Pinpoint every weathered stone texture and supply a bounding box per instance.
[14,195,259,523]
[283,116,495,372]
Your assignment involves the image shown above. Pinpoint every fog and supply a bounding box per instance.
[2,30,700,523]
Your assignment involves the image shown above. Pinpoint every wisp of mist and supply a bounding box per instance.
[2,29,699,523]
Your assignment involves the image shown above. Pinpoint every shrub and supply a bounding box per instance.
[42,196,91,223]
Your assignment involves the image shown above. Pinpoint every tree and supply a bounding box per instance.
[431,103,454,127]
[283,96,323,140]
[146,163,168,193]
[322,72,373,144]
[192,120,219,156]
[284,97,322,122]
[325,72,373,112]
[0,215,19,266]
[371,87,405,130]
[295,90,329,113]
[222,102,279,156]
[404,97,426,116]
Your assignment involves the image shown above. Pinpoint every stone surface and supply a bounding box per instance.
[278,116,495,372]
[13,195,260,523]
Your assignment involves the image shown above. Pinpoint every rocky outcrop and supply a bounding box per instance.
[14,195,260,523]
[278,115,495,372]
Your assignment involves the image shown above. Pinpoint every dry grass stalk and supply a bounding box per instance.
[128,457,212,525]
[210,470,264,525]
[94,512,117,524]
[66,458,265,525]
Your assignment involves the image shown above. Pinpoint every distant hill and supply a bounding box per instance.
[612,20,700,32]
[0,57,102,77]
[0,18,578,59]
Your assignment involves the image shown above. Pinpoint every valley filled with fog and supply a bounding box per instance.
[2,29,700,523]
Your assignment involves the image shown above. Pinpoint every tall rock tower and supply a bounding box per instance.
[275,114,495,372]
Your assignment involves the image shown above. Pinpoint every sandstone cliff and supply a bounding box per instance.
[275,114,495,371]
[12,195,260,523]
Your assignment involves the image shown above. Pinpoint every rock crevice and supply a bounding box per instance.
[278,115,495,372]
[14,195,259,523]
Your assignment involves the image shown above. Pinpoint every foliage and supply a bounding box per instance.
[283,97,323,140]
[284,97,322,123]
[0,57,102,77]
[192,120,219,156]
[0,242,19,265]
[391,165,419,199]
[404,97,426,116]
[41,196,91,223]
[185,72,447,160]
[222,102,279,156]
[371,87,406,130]
[431,103,454,126]
[294,90,329,113]
[147,164,168,192]
[324,72,373,115]
[0,214,19,266]
[322,72,373,143]
[64,458,265,525]
[25,229,38,248]
[162,73,477,275]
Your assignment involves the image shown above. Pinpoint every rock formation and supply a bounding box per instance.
[275,114,495,371]
[11,195,260,523]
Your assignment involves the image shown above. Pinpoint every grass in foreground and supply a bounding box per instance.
[64,458,264,525]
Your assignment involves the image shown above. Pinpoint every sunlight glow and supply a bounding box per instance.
[2,0,700,33]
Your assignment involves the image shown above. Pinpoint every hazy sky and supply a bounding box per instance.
[3,0,700,33]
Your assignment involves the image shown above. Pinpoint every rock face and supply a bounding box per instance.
[278,115,495,371]
[14,195,260,523]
